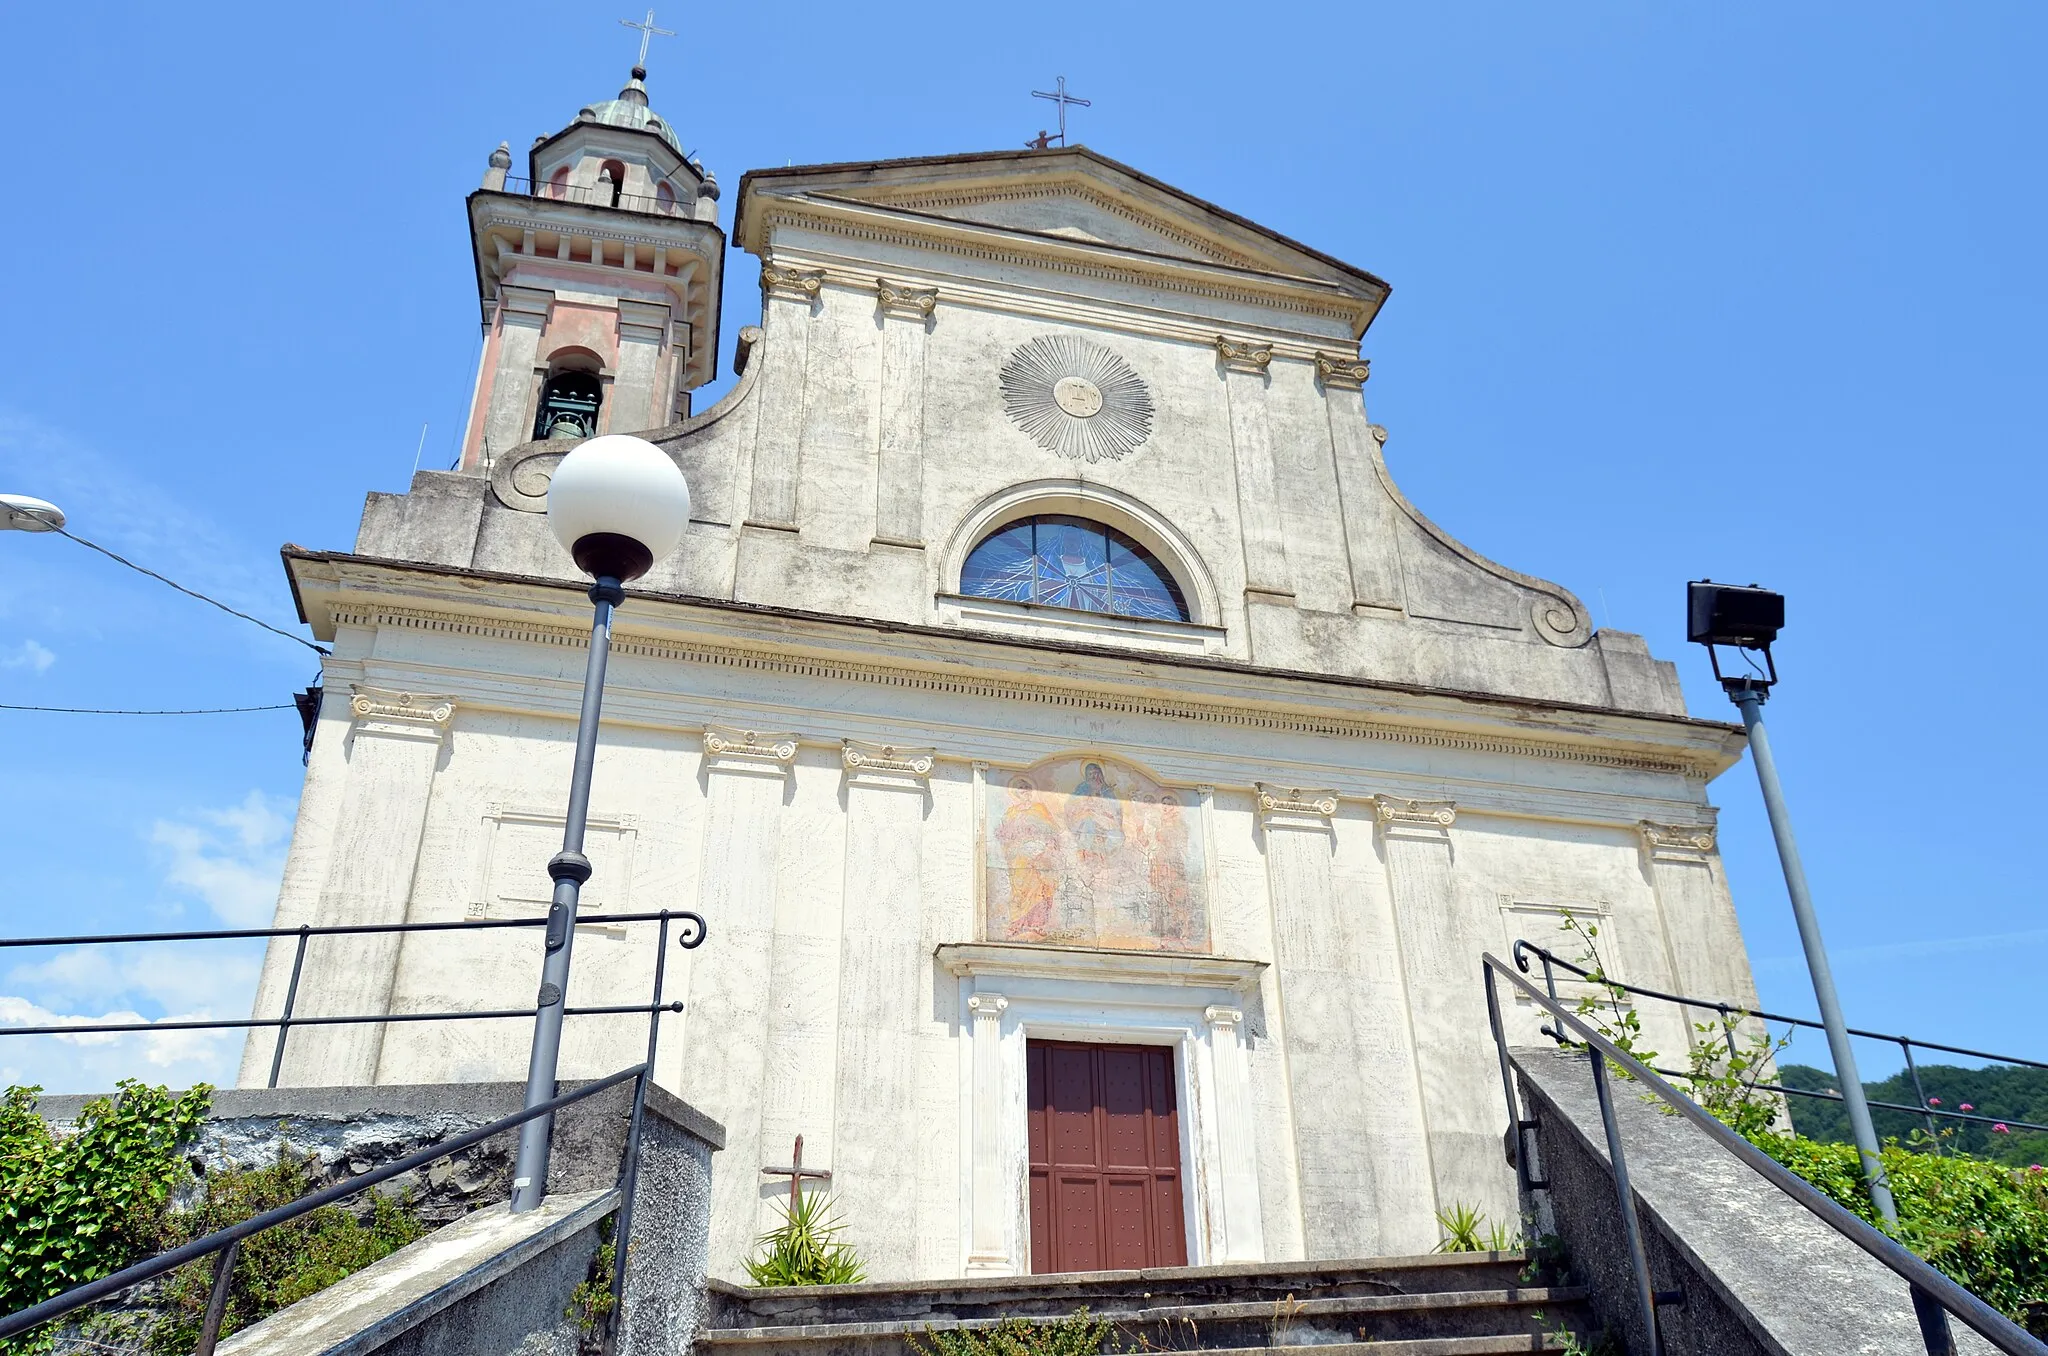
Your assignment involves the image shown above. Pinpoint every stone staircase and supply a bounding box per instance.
[699,1254,1597,1356]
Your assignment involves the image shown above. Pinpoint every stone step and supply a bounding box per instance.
[710,1254,1540,1327]
[696,1284,1592,1356]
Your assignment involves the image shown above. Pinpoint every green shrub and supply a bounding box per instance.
[0,1081,211,1355]
[144,1149,428,1354]
[1432,1203,1519,1253]
[1754,1133,2048,1335]
[743,1190,866,1287]
[910,1309,1116,1356]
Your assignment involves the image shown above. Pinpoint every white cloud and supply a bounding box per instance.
[1,638,54,673]
[150,790,294,926]
[0,994,241,1093]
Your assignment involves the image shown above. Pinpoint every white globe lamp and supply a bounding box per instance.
[515,433,693,1217]
[545,434,691,581]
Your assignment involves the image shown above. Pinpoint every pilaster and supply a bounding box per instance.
[874,279,937,547]
[964,991,1011,1272]
[278,687,455,1086]
[483,287,552,458]
[1320,364,1405,614]
[1204,1004,1265,1262]
[830,737,937,1274]
[745,266,823,530]
[1638,819,1759,1029]
[1373,795,1511,1224]
[683,725,797,1269]
[1216,336,1292,600]
[612,299,671,434]
[1256,782,1389,1255]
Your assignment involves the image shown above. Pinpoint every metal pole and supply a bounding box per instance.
[605,911,673,1353]
[266,926,311,1089]
[1729,683,1899,1226]
[1588,1043,1663,1356]
[510,576,623,1214]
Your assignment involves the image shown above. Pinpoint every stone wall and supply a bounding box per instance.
[1511,1045,2001,1355]
[36,1079,724,1356]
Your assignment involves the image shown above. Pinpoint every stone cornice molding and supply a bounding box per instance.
[753,202,1367,328]
[941,942,1266,992]
[1254,782,1340,829]
[1313,351,1371,389]
[1639,820,1718,862]
[702,725,799,773]
[320,600,1720,783]
[842,737,937,789]
[348,685,455,739]
[875,277,939,319]
[759,262,825,302]
[1372,795,1458,841]
[1215,335,1275,375]
[860,180,1264,270]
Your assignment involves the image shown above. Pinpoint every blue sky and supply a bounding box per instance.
[0,3,2041,1093]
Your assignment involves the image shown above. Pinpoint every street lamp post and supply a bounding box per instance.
[509,435,691,1215]
[1687,582,1895,1218]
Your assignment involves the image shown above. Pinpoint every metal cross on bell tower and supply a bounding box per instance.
[1031,75,1091,147]
[618,8,674,68]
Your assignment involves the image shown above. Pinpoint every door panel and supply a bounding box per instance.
[1026,1040,1187,1272]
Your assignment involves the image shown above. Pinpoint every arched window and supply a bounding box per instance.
[599,159,628,208]
[547,166,571,199]
[534,370,602,441]
[960,515,1189,622]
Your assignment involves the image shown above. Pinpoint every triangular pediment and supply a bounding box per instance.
[735,147,1388,303]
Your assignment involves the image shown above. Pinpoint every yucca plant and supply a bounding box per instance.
[1432,1203,1519,1253]
[744,1189,867,1287]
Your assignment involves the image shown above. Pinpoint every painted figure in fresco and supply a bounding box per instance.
[1150,791,1196,940]
[995,776,1061,936]
[1064,761,1124,862]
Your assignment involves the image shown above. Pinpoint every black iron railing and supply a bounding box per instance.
[1512,939,2048,1141]
[0,1064,649,1355]
[0,908,706,1353]
[1485,951,2048,1356]
[496,175,689,218]
[0,909,706,1087]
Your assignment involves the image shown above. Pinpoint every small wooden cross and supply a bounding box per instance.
[761,1134,831,1211]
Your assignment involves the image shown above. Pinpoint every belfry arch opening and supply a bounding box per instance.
[533,361,603,442]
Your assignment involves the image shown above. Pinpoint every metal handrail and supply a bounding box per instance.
[0,1063,649,1353]
[1485,951,2048,1356]
[0,909,707,1087]
[496,175,688,218]
[1511,939,2048,1139]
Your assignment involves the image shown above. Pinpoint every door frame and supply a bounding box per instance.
[942,943,1267,1276]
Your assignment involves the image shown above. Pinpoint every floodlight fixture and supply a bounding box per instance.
[1687,579,1783,693]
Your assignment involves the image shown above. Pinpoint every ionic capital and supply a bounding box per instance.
[1204,1004,1244,1029]
[703,725,799,775]
[760,262,825,302]
[842,738,936,790]
[1313,351,1371,389]
[1255,782,1339,829]
[875,277,939,319]
[1214,334,1274,375]
[968,992,1009,1022]
[348,686,456,741]
[1372,794,1457,841]
[1639,820,1717,863]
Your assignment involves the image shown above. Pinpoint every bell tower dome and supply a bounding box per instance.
[458,65,724,470]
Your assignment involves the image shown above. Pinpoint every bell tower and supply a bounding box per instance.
[457,64,724,470]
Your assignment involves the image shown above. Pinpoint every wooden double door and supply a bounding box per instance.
[1027,1040,1188,1273]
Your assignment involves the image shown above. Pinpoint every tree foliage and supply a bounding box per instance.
[1780,1062,2048,1168]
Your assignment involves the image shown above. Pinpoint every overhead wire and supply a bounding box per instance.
[42,523,330,656]
[0,703,296,716]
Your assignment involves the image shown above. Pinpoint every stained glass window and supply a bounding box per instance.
[959,515,1190,622]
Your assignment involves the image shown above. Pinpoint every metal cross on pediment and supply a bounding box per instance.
[1031,75,1091,147]
[619,9,675,68]
[761,1134,831,1211]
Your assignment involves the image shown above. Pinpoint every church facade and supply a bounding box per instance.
[241,67,1759,1283]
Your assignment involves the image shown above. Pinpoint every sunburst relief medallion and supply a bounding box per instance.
[998,335,1154,463]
